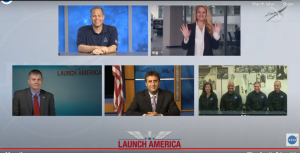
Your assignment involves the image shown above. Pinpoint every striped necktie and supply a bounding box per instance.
[152,96,156,112]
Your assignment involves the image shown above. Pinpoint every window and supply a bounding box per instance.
[158,6,163,18]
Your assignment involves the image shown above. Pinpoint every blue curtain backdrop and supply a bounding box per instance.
[58,5,148,52]
[58,6,65,52]
[12,66,102,116]
[181,66,194,110]
[132,6,148,52]
[134,66,174,79]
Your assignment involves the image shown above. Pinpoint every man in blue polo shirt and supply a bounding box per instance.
[77,6,118,55]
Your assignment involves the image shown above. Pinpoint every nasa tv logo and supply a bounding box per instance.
[1,0,12,4]
[286,133,299,146]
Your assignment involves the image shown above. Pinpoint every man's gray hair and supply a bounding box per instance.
[274,80,281,85]
[254,82,261,86]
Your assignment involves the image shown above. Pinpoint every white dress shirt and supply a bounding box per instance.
[184,24,220,56]
[143,92,163,116]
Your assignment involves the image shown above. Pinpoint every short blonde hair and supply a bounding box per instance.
[90,6,104,15]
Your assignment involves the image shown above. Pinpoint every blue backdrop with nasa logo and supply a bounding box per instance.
[59,5,148,52]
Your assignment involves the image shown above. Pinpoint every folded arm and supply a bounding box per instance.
[126,95,144,116]
[78,45,101,53]
[161,95,180,116]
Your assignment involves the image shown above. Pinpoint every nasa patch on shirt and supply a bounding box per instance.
[261,96,264,98]
[104,37,108,42]
[115,39,118,44]
[234,96,237,99]
[281,95,284,98]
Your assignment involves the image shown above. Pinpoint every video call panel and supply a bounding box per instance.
[58,5,148,56]
[151,5,241,56]
[198,65,287,116]
[104,65,194,116]
[0,1,299,152]
[12,66,102,116]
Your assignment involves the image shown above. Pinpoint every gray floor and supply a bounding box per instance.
[151,32,240,56]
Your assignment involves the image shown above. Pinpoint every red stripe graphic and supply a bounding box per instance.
[1,148,299,150]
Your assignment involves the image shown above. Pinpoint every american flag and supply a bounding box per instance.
[112,65,124,116]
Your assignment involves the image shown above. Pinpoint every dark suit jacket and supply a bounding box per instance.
[13,88,56,116]
[126,89,180,116]
[181,23,220,56]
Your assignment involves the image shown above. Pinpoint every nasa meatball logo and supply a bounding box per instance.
[288,136,297,144]
[1,0,12,4]
[286,133,299,146]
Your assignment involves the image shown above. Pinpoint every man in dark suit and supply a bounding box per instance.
[126,70,180,116]
[13,69,56,116]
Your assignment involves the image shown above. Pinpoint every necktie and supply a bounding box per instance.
[152,96,156,112]
[34,94,40,116]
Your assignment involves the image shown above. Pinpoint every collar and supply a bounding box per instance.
[149,91,159,98]
[91,24,108,34]
[275,90,281,94]
[30,88,40,97]
[254,91,261,95]
[227,91,235,95]
[204,92,213,97]
[196,24,205,28]
[196,24,205,32]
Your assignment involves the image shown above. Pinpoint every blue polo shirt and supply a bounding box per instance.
[76,24,118,50]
